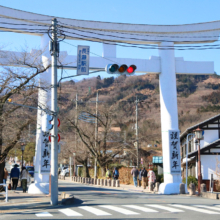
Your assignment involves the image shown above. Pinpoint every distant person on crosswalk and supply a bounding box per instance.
[141,167,148,189]
[131,167,139,187]
[113,167,119,180]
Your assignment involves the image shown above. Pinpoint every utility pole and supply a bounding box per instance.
[135,96,139,168]
[94,91,98,178]
[50,18,58,205]
[74,93,78,176]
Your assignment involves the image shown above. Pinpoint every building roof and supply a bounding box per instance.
[187,138,220,158]
[180,114,220,141]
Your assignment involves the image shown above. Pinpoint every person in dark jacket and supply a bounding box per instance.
[113,167,119,180]
[10,164,20,190]
[141,167,148,189]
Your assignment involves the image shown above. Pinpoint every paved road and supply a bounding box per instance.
[1,182,220,220]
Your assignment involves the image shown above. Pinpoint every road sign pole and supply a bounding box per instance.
[50,18,58,206]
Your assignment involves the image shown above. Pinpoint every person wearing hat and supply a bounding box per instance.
[10,164,20,190]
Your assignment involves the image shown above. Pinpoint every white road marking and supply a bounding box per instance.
[123,205,158,212]
[146,204,184,213]
[194,205,220,212]
[100,205,139,215]
[59,208,83,216]
[171,204,220,214]
[36,212,53,217]
[79,206,111,216]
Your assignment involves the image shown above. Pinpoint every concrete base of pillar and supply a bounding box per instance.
[28,183,49,194]
[158,182,182,194]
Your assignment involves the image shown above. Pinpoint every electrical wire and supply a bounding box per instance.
[63,33,220,50]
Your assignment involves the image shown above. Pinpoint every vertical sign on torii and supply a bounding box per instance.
[0,6,219,194]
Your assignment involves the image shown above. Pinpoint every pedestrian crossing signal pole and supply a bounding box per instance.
[50,18,58,205]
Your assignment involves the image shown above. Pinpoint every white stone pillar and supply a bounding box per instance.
[28,34,51,194]
[158,42,182,194]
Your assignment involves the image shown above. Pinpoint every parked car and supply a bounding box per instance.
[61,167,69,177]
[26,166,34,177]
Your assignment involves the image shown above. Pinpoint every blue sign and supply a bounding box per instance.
[77,45,90,75]
[152,156,163,164]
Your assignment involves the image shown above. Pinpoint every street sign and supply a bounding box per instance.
[77,45,90,75]
[134,141,137,148]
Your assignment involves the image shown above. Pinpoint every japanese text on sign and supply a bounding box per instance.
[40,131,50,174]
[169,130,181,174]
[77,45,90,75]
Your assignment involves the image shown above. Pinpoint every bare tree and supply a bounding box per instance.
[0,48,50,190]
[66,104,125,175]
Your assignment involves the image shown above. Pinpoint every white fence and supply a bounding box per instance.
[0,183,8,202]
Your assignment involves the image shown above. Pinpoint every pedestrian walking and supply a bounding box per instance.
[141,167,148,189]
[106,169,111,179]
[113,167,119,180]
[20,167,30,193]
[10,164,20,190]
[148,168,156,190]
[131,166,139,187]
[3,168,8,184]
[138,169,142,187]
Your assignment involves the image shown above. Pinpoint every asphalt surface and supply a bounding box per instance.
[0,181,220,220]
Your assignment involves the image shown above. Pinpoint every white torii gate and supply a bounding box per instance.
[0,6,219,194]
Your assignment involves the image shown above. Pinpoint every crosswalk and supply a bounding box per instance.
[35,204,220,218]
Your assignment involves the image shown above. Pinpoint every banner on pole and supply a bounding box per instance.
[169,130,181,174]
[77,45,90,75]
[40,131,50,174]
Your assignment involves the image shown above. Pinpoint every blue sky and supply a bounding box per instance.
[1,0,220,81]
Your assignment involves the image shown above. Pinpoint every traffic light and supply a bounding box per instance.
[105,64,136,75]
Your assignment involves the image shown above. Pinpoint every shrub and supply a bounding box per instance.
[182,176,198,187]
[153,167,164,183]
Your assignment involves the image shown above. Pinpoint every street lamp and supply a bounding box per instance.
[193,127,203,195]
[185,133,194,193]
[21,143,26,169]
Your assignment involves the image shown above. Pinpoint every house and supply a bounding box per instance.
[180,114,220,191]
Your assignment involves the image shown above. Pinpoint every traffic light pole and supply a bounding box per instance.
[50,18,58,206]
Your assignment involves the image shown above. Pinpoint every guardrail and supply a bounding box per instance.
[0,183,8,202]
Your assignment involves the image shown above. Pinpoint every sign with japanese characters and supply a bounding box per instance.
[77,45,90,75]
[40,131,50,174]
[169,130,181,174]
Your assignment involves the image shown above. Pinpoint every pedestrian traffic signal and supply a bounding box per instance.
[105,64,136,75]
[42,114,53,132]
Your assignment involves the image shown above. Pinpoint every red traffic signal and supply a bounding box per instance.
[105,64,136,75]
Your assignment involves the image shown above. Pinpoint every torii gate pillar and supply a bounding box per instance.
[158,42,182,194]
[28,34,51,194]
